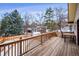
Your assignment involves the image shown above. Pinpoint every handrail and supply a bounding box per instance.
[0,35,28,43]
[0,32,56,45]
[0,32,57,56]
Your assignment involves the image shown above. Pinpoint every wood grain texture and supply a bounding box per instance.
[24,37,79,56]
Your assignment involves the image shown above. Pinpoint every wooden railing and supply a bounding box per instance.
[0,35,30,43]
[0,32,57,56]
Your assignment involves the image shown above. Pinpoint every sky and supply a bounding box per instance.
[0,3,68,20]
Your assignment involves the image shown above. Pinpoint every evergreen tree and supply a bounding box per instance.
[0,10,24,37]
[44,7,54,31]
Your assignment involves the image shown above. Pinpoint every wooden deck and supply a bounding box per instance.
[24,37,79,56]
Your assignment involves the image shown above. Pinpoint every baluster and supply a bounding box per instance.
[23,41,24,53]
[27,40,28,51]
[4,46,5,56]
[25,40,26,52]
[8,45,9,56]
[20,37,22,56]
[11,44,13,56]
[17,42,19,56]
[15,43,16,56]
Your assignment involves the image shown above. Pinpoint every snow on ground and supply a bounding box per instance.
[32,32,41,36]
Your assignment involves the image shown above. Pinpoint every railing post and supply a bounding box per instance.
[41,35,42,45]
[20,37,22,56]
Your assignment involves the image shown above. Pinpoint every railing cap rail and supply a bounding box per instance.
[0,32,55,47]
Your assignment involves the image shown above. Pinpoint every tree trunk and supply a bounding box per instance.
[59,23,63,38]
[60,28,63,38]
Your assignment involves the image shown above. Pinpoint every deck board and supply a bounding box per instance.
[23,37,79,56]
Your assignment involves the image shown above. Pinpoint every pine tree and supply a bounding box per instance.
[44,7,54,31]
[0,10,24,37]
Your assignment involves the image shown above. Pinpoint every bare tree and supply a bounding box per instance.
[35,12,45,26]
[54,8,67,37]
[24,14,31,34]
[35,12,46,33]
